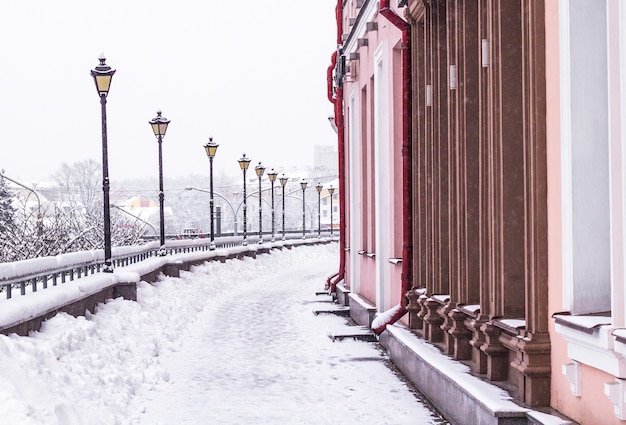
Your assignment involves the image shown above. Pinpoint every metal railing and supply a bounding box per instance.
[0,231,335,299]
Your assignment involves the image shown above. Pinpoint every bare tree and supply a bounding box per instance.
[0,172,18,262]
[0,161,146,262]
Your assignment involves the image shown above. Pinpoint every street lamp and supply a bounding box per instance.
[148,110,171,255]
[328,185,335,236]
[279,174,288,240]
[300,179,308,239]
[315,182,323,238]
[238,153,251,246]
[90,54,116,272]
[254,162,266,244]
[203,137,219,250]
[267,169,278,242]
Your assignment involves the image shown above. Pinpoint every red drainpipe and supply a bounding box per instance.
[326,0,346,291]
[325,52,340,287]
[372,0,413,334]
[327,52,337,104]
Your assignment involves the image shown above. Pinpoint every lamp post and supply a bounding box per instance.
[267,169,278,242]
[315,182,323,238]
[90,54,116,272]
[328,185,335,236]
[148,110,171,255]
[238,153,251,246]
[279,174,288,240]
[300,179,308,239]
[203,137,219,250]
[254,162,266,243]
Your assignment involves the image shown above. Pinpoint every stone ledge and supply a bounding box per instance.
[0,240,336,337]
[379,324,572,425]
[0,281,137,337]
[348,292,377,327]
[336,283,351,306]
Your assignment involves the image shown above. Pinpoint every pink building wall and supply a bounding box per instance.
[341,2,405,313]
[545,0,566,412]
[547,1,626,423]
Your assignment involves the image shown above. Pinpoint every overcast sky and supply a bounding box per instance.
[0,0,338,184]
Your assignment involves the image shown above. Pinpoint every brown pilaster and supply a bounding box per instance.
[517,0,550,406]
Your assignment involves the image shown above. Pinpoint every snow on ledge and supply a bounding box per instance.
[0,270,140,331]
[0,239,333,333]
[385,323,528,413]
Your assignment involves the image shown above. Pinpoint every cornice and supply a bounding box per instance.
[343,0,379,54]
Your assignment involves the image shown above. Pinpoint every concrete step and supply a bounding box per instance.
[327,326,378,342]
[313,305,351,316]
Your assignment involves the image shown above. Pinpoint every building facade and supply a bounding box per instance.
[406,0,551,408]
[548,1,626,423]
[337,0,407,319]
[329,0,626,423]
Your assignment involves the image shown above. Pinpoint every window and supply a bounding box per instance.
[561,0,611,316]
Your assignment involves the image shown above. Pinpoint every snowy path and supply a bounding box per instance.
[0,243,444,425]
[131,244,442,424]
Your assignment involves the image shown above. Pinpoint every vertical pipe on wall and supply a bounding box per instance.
[325,0,345,290]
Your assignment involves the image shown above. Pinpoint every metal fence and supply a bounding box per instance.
[0,231,334,299]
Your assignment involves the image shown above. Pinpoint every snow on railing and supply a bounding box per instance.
[0,232,331,299]
[0,236,246,299]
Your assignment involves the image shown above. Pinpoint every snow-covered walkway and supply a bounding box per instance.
[0,243,445,425]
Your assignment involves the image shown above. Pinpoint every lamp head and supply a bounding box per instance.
[267,168,278,182]
[90,53,116,97]
[204,136,219,158]
[238,153,251,170]
[255,162,266,177]
[149,110,170,139]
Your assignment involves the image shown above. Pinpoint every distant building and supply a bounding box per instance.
[313,145,337,173]
[319,178,338,229]
[116,195,172,236]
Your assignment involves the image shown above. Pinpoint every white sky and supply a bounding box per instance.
[0,243,443,424]
[0,0,338,184]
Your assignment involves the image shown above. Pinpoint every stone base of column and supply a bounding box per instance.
[424,298,445,342]
[448,308,473,360]
[480,321,509,381]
